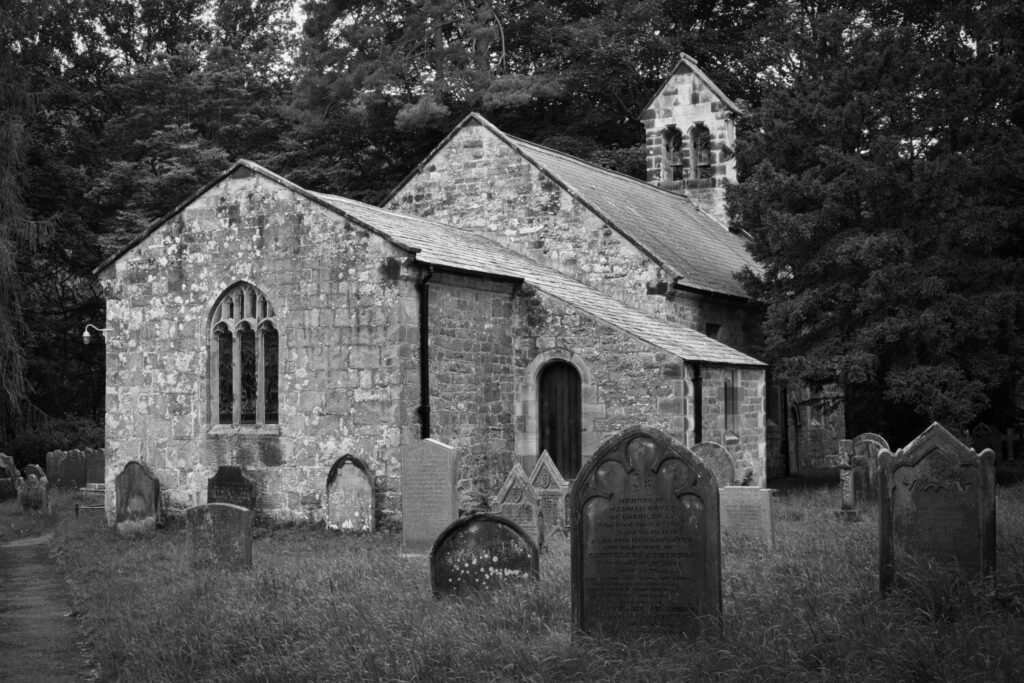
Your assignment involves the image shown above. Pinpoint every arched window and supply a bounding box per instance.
[210,283,279,425]
[663,126,686,181]
[539,361,582,478]
[691,124,713,179]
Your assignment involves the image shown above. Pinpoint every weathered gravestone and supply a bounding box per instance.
[85,448,105,484]
[495,463,541,546]
[692,442,736,487]
[719,486,774,547]
[833,439,859,521]
[529,451,568,538]
[187,503,253,570]
[430,513,539,597]
[0,453,16,502]
[47,449,87,489]
[22,463,46,482]
[851,433,888,501]
[326,454,374,532]
[879,422,996,592]
[115,461,161,536]
[401,438,458,554]
[207,466,256,510]
[571,426,721,638]
[18,474,47,511]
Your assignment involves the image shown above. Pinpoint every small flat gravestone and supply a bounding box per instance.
[719,486,774,548]
[401,438,458,554]
[529,451,568,538]
[495,463,541,546]
[18,474,47,511]
[852,432,888,501]
[326,454,375,532]
[691,442,736,487]
[207,466,257,510]
[430,513,539,596]
[186,503,253,570]
[85,448,105,484]
[571,426,721,638]
[880,422,996,592]
[115,461,161,536]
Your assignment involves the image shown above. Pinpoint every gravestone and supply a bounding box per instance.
[692,442,736,487]
[879,422,996,592]
[571,426,721,638]
[115,461,161,536]
[18,474,47,511]
[529,451,568,537]
[207,466,256,510]
[85,448,105,484]
[0,453,16,501]
[47,449,87,489]
[719,487,774,547]
[22,463,46,483]
[326,455,375,532]
[834,439,859,521]
[0,453,16,481]
[852,433,888,501]
[495,463,541,546]
[401,438,458,554]
[430,513,539,596]
[186,503,253,570]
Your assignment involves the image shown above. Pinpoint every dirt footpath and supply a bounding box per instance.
[0,534,88,682]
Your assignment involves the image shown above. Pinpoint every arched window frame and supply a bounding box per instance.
[691,123,713,179]
[662,125,686,181]
[209,283,279,426]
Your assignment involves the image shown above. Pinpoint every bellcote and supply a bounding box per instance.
[641,53,742,227]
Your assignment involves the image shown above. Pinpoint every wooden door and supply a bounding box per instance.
[539,361,582,478]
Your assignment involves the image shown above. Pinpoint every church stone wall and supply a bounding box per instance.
[99,170,420,527]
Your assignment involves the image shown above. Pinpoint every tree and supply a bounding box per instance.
[730,2,1024,438]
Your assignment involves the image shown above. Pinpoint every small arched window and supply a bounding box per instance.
[691,124,713,179]
[663,126,686,181]
[210,283,279,425]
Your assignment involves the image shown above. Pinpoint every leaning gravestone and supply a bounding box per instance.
[879,422,996,592]
[401,439,458,554]
[187,503,253,570]
[18,474,47,511]
[207,466,257,510]
[495,463,541,546]
[571,426,720,638]
[115,461,161,536]
[719,486,774,547]
[529,451,568,538]
[692,442,736,487]
[85,448,105,484]
[326,455,375,532]
[430,513,539,596]
[852,432,889,501]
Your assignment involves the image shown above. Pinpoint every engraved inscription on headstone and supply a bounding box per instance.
[207,466,256,510]
[719,487,773,548]
[879,422,996,592]
[115,461,161,536]
[692,442,736,487]
[529,451,568,537]
[401,439,458,554]
[571,426,721,638]
[495,463,541,545]
[430,513,539,596]
[326,454,375,532]
[187,503,253,570]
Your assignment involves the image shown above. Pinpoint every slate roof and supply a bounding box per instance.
[95,160,763,367]
[388,113,760,300]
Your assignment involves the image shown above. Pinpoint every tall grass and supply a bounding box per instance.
[47,483,1024,682]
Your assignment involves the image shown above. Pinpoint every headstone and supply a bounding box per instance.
[529,451,568,537]
[0,453,16,481]
[47,449,87,489]
[494,464,541,546]
[852,432,888,501]
[22,463,46,483]
[571,426,721,638]
[430,513,539,596]
[879,422,996,592]
[115,461,161,536]
[18,474,47,511]
[834,439,859,521]
[691,442,736,487]
[186,503,253,570]
[207,466,257,510]
[326,455,375,532]
[719,487,774,547]
[85,448,105,484]
[401,438,458,554]
[0,453,16,502]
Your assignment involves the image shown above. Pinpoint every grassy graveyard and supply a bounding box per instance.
[2,484,1023,681]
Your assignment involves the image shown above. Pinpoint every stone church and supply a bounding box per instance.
[94,54,836,525]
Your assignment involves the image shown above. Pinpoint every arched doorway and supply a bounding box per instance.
[539,361,582,478]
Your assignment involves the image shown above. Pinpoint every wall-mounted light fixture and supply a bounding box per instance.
[82,324,113,345]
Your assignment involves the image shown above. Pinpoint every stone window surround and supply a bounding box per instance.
[515,349,604,475]
[208,281,280,431]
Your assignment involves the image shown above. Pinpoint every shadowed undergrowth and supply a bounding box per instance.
[43,483,1024,682]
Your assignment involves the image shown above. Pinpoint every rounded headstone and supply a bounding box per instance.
[326,455,375,532]
[430,513,539,597]
[692,442,736,487]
